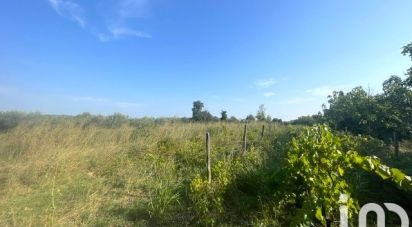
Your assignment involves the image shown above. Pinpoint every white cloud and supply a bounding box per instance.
[97,26,151,42]
[112,26,151,38]
[117,0,149,18]
[69,96,109,103]
[48,0,86,28]
[263,92,275,97]
[97,33,112,42]
[48,0,151,42]
[255,78,276,88]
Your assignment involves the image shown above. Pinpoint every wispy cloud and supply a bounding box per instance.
[69,96,108,103]
[48,0,86,28]
[263,92,275,97]
[117,0,149,18]
[110,26,151,38]
[255,78,276,88]
[98,26,151,42]
[48,0,151,42]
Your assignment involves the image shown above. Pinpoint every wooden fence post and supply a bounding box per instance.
[243,123,247,152]
[261,124,265,138]
[206,132,211,183]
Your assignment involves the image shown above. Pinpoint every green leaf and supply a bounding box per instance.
[374,165,391,180]
[391,168,406,183]
[337,166,344,176]
[315,207,324,223]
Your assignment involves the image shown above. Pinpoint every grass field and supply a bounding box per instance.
[0,115,411,226]
[0,116,296,226]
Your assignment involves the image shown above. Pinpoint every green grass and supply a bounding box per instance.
[0,118,294,226]
[0,116,410,226]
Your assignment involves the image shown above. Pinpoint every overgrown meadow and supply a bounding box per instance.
[0,113,411,226]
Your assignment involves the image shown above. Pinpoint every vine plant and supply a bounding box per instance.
[283,125,412,226]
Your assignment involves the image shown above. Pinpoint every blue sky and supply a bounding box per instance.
[1,0,412,120]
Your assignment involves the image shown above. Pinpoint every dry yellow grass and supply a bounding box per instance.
[0,119,288,226]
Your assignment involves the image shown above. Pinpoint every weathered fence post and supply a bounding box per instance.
[261,124,265,138]
[243,123,247,152]
[206,132,211,183]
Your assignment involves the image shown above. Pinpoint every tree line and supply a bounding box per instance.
[190,101,282,123]
[1,42,411,156]
[190,42,412,158]
[292,42,412,157]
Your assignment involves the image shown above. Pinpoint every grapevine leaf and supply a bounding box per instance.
[315,207,324,223]
[391,168,406,183]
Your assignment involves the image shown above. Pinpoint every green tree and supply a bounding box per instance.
[272,118,282,123]
[401,42,412,138]
[323,87,379,135]
[377,75,412,157]
[322,41,412,153]
[401,42,412,78]
[220,111,228,121]
[256,104,266,121]
[199,111,214,122]
[191,100,215,122]
[229,116,238,122]
[323,75,412,158]
[192,101,204,121]
[246,114,255,122]
[0,111,26,131]
[290,115,319,126]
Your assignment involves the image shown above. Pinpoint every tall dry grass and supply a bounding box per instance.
[0,118,290,226]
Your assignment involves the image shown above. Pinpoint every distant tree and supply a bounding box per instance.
[290,115,318,126]
[246,114,255,122]
[77,112,92,118]
[272,118,282,123]
[323,87,379,135]
[192,101,204,121]
[290,112,323,126]
[403,42,412,124]
[102,113,129,128]
[220,111,228,121]
[323,71,412,158]
[266,115,272,122]
[181,117,191,123]
[191,100,216,122]
[0,111,26,131]
[229,116,239,122]
[199,110,214,122]
[401,42,412,78]
[256,104,266,121]
[313,111,324,124]
[376,75,412,157]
